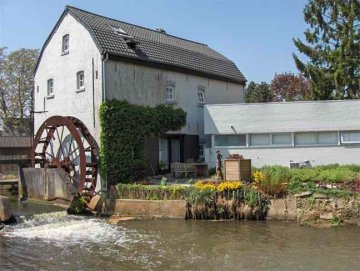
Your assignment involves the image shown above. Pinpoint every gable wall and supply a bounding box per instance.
[34,13,103,141]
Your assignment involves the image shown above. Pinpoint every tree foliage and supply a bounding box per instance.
[245,81,272,103]
[269,73,309,101]
[293,0,360,99]
[99,100,186,184]
[0,48,39,134]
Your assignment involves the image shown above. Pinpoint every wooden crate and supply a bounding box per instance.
[224,159,251,181]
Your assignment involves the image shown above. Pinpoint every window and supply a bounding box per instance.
[317,132,338,145]
[272,133,291,145]
[250,134,270,146]
[77,71,85,90]
[295,132,338,146]
[295,132,317,145]
[198,90,205,104]
[47,79,54,97]
[165,85,175,102]
[214,135,246,147]
[62,34,69,54]
[341,131,360,144]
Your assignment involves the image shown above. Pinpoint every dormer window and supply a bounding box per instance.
[165,84,175,103]
[62,34,69,54]
[110,25,139,49]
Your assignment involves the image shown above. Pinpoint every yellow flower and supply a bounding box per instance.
[217,181,242,192]
[194,181,216,191]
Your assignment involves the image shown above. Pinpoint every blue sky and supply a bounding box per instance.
[0,0,308,83]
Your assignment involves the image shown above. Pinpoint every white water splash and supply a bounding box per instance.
[4,212,151,248]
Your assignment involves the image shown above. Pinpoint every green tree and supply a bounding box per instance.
[245,81,272,103]
[293,0,360,100]
[0,48,39,134]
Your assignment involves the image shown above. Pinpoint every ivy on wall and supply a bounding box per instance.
[99,100,186,184]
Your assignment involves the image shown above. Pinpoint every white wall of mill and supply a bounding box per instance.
[105,60,245,139]
[34,13,103,142]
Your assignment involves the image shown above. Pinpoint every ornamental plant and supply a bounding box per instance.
[194,180,243,192]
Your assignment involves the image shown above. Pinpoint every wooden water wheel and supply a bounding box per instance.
[31,116,98,201]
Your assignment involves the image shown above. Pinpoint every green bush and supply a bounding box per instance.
[258,166,290,197]
[117,183,188,200]
[289,166,358,183]
[100,100,186,184]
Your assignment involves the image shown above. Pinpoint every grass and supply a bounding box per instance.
[254,164,360,198]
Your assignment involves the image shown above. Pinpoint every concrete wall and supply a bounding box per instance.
[206,145,360,168]
[105,61,244,139]
[107,199,187,218]
[34,13,103,142]
[22,168,75,201]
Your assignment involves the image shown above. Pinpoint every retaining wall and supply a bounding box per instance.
[107,199,187,218]
[22,168,75,201]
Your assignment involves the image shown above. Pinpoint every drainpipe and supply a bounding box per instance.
[101,52,109,194]
[102,52,109,102]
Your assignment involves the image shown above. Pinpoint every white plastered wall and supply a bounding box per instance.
[105,60,245,140]
[34,13,103,142]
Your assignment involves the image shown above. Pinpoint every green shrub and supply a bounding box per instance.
[68,195,87,214]
[117,183,188,200]
[258,166,290,197]
[289,166,358,183]
[185,187,215,206]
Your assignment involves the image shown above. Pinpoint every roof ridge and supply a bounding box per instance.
[66,5,208,47]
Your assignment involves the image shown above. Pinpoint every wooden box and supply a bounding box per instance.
[224,159,251,181]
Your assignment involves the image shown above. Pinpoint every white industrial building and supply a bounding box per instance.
[204,100,360,167]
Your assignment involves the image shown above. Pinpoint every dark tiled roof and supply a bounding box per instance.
[66,6,246,84]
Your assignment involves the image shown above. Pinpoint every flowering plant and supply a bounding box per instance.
[194,180,243,192]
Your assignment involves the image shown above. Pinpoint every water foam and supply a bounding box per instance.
[4,212,149,248]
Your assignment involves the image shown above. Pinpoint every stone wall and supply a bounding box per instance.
[296,194,360,226]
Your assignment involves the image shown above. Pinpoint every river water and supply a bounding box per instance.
[1,197,359,271]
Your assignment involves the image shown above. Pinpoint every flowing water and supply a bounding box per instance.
[1,197,360,271]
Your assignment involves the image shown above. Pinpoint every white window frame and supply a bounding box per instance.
[62,34,69,54]
[76,71,85,91]
[165,85,175,103]
[341,131,360,144]
[47,79,54,98]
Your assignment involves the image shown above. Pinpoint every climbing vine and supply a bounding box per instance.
[100,100,186,184]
